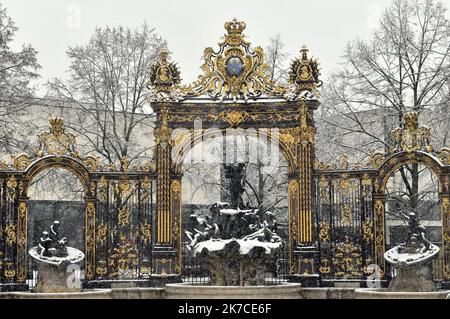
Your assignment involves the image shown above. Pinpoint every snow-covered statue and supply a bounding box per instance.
[37,221,68,258]
[398,212,432,254]
[384,211,440,292]
[29,220,84,292]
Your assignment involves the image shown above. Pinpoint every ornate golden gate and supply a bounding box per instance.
[1,19,449,291]
[0,118,156,291]
[148,19,323,286]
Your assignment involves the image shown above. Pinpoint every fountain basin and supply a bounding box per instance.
[165,283,302,299]
[191,239,282,286]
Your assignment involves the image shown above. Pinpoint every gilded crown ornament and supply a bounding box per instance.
[391,112,432,153]
[36,117,78,157]
[183,18,272,102]
[224,18,246,35]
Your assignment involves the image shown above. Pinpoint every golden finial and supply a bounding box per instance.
[300,45,309,61]
[160,48,169,64]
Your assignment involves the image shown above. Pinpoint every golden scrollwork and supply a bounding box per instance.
[154,107,172,147]
[83,155,101,171]
[96,261,107,277]
[11,154,31,171]
[140,223,151,242]
[5,224,16,246]
[361,173,372,199]
[374,200,384,216]
[340,204,352,227]
[4,262,15,279]
[116,180,133,200]
[335,174,356,197]
[362,219,373,242]
[332,236,362,278]
[319,259,331,274]
[218,110,251,127]
[438,147,450,165]
[97,223,107,245]
[319,221,330,242]
[118,206,129,227]
[298,102,316,145]
[374,199,386,272]
[319,175,329,200]
[96,176,108,203]
[84,201,96,279]
[6,175,17,202]
[369,151,385,169]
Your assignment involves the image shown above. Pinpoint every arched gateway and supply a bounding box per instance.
[0,19,449,291]
[148,18,323,285]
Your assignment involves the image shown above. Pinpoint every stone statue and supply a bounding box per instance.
[399,212,431,253]
[38,231,52,257]
[37,220,69,258]
[223,163,246,209]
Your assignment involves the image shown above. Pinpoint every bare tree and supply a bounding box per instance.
[47,23,166,168]
[0,4,40,155]
[265,34,289,84]
[319,0,450,160]
[319,0,450,213]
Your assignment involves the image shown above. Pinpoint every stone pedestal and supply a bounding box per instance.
[34,261,81,293]
[193,239,282,286]
[290,245,320,287]
[388,262,435,292]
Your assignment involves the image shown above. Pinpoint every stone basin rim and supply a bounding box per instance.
[166,282,301,293]
[355,288,450,299]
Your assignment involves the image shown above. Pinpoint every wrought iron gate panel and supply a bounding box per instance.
[93,176,155,280]
[0,175,20,284]
[314,172,376,281]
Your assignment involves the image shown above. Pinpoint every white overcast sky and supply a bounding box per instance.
[3,0,448,96]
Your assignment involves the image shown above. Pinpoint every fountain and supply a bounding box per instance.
[166,163,301,299]
[384,212,440,292]
[29,220,84,293]
[356,211,449,299]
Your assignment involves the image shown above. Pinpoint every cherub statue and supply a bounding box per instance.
[38,231,53,257]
